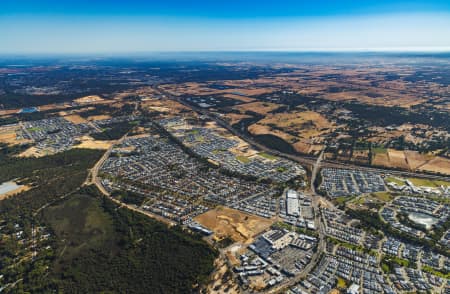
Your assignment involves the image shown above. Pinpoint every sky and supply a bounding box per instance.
[1,0,450,54]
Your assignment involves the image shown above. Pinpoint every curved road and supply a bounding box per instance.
[157,86,450,183]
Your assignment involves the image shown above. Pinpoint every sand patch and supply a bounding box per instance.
[86,115,112,121]
[63,114,88,124]
[18,146,48,158]
[195,206,273,244]
[73,136,112,150]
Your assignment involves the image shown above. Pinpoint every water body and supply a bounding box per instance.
[20,107,39,113]
[0,181,22,195]
[408,212,439,230]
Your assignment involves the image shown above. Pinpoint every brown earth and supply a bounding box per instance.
[418,157,450,175]
[233,101,280,115]
[86,115,112,121]
[73,95,104,104]
[63,114,88,124]
[195,206,273,244]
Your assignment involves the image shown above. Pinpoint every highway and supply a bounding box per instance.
[153,88,450,292]
[156,86,450,183]
[86,92,448,292]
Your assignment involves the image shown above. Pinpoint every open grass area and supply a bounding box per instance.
[385,176,405,185]
[28,127,42,132]
[334,195,356,206]
[408,177,450,187]
[372,147,387,154]
[327,237,376,256]
[258,152,277,160]
[337,277,347,288]
[383,255,410,267]
[236,155,250,163]
[386,176,450,188]
[371,191,394,202]
[422,265,450,279]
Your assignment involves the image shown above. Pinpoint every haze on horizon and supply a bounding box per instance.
[2,0,450,54]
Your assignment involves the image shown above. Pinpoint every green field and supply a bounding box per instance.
[385,176,405,185]
[334,195,356,206]
[371,191,394,202]
[408,177,450,188]
[236,155,250,163]
[386,176,450,188]
[372,147,387,154]
[259,152,277,160]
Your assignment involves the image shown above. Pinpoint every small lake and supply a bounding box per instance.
[0,181,23,195]
[408,212,439,230]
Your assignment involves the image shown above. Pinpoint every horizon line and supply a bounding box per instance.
[1,47,450,57]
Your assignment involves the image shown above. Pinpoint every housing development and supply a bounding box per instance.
[0,55,449,294]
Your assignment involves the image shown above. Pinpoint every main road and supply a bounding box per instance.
[265,151,327,293]
[156,86,450,183]
[84,132,177,227]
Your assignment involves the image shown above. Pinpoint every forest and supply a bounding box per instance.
[0,148,217,293]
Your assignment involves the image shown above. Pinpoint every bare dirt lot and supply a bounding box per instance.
[195,206,273,244]
[73,95,104,104]
[0,125,30,145]
[404,150,432,170]
[418,157,450,175]
[86,114,112,121]
[223,113,253,126]
[73,136,113,150]
[62,114,88,124]
[387,149,409,170]
[18,146,47,158]
[206,258,240,294]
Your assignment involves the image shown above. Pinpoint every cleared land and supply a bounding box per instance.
[233,101,280,115]
[0,126,18,145]
[18,146,47,158]
[73,136,113,150]
[195,206,273,244]
[248,124,296,143]
[86,115,112,121]
[372,149,450,175]
[223,113,253,125]
[63,114,88,124]
[418,157,450,175]
[73,95,105,104]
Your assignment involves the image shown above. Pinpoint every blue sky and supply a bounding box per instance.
[1,0,450,53]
